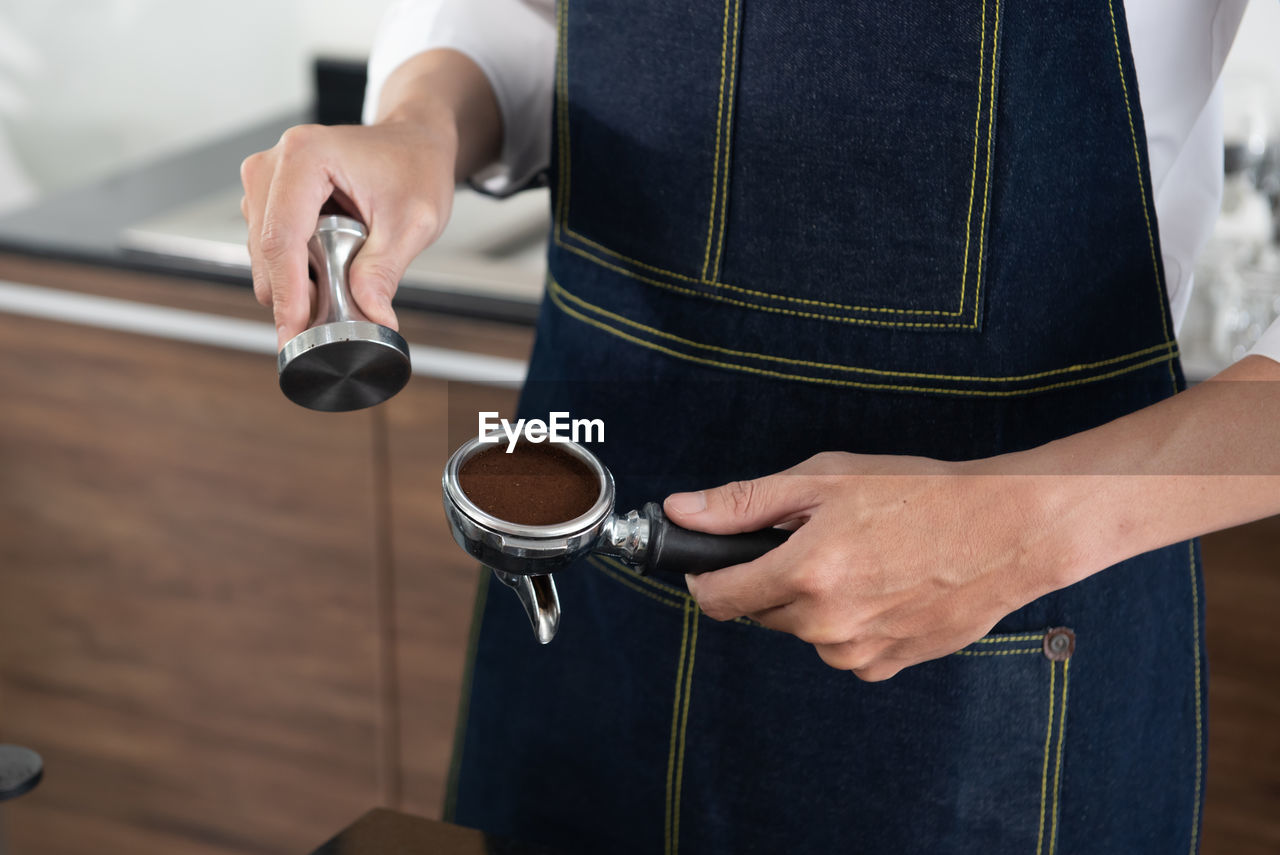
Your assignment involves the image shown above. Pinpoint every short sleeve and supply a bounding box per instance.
[363,0,557,195]
[1247,317,1280,364]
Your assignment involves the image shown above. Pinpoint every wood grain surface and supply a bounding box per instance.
[383,378,522,819]
[0,311,384,855]
[1200,517,1280,855]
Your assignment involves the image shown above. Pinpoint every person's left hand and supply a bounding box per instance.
[664,451,1096,681]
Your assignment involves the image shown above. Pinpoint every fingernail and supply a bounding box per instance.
[667,491,706,514]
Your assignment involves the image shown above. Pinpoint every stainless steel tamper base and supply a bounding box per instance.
[278,320,411,412]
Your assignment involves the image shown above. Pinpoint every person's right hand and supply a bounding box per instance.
[240,116,460,347]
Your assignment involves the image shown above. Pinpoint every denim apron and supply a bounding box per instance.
[447,1,1207,852]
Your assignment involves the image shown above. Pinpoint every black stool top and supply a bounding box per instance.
[0,744,42,802]
[309,809,560,855]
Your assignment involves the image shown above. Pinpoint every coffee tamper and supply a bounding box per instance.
[278,215,411,412]
[442,436,790,643]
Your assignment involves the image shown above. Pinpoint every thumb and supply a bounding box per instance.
[664,474,815,535]
[347,239,404,330]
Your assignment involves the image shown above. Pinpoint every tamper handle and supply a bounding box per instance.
[638,502,790,576]
[308,215,368,326]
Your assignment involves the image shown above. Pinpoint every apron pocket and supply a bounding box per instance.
[677,625,1072,853]
[555,0,730,280]
[556,0,1004,330]
[715,0,1004,328]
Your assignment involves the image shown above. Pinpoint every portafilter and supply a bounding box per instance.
[442,435,790,644]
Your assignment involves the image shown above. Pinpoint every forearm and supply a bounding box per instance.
[373,48,502,182]
[1019,355,1280,579]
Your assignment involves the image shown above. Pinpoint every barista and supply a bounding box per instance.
[240,0,1280,852]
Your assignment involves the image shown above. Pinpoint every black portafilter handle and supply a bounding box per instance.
[0,744,43,802]
[637,502,790,576]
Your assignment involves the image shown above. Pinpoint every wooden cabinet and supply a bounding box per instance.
[0,312,384,854]
[1200,516,1280,855]
[0,256,1275,854]
[0,257,525,854]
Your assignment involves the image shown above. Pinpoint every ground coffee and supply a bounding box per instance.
[459,442,600,526]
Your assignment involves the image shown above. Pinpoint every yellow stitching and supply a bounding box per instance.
[597,555,689,599]
[972,0,1000,326]
[560,227,973,319]
[596,556,760,627]
[1188,542,1203,854]
[709,0,741,281]
[591,558,1054,661]
[955,647,1041,656]
[1106,0,1177,390]
[700,0,733,281]
[549,281,1179,396]
[554,4,1002,324]
[672,606,699,854]
[664,600,692,855]
[564,226,705,281]
[593,560,686,610]
[958,0,987,324]
[550,277,1175,382]
[549,282,1177,394]
[559,239,987,329]
[1048,658,1070,855]
[973,633,1044,643]
[594,559,684,608]
[1036,660,1056,855]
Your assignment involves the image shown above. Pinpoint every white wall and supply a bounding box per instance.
[0,0,394,196]
[1225,0,1280,88]
[0,1,1278,201]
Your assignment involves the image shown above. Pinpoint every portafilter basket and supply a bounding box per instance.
[442,435,790,643]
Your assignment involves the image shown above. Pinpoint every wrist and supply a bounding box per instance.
[1017,427,1176,587]
[377,94,461,155]
[374,49,501,180]
[990,443,1134,597]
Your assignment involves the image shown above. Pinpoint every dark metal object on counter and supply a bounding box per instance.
[0,744,43,803]
[278,215,411,411]
[442,435,790,644]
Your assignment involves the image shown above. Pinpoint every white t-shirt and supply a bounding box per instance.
[364,0,1280,364]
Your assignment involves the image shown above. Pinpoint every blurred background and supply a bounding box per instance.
[0,1,380,202]
[0,2,1277,854]
[2,1,1280,370]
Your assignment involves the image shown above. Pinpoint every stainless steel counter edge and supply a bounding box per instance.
[0,280,527,387]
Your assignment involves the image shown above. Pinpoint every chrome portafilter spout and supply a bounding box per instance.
[441,436,790,643]
[278,215,411,412]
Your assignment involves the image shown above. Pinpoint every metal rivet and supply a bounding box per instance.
[1043,627,1076,662]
